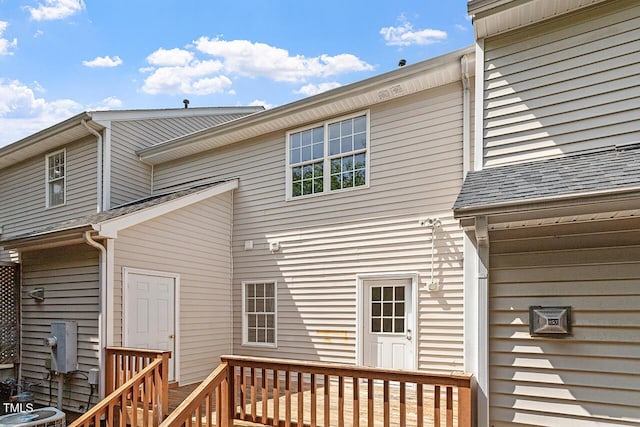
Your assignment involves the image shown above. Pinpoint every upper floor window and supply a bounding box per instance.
[46,149,66,207]
[286,112,369,199]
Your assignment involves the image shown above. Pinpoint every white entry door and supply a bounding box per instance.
[362,278,415,370]
[124,271,177,381]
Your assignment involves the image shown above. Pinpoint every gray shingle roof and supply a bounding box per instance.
[2,181,225,242]
[453,146,640,213]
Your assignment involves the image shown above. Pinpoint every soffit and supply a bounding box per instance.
[469,0,609,39]
[137,46,476,165]
[0,113,100,171]
[0,107,263,172]
[488,207,640,231]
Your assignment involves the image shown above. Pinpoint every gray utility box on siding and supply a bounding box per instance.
[50,321,77,373]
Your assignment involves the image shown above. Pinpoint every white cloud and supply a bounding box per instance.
[380,18,447,47]
[194,37,373,82]
[34,30,44,38]
[294,82,341,97]
[141,59,229,95]
[147,48,194,66]
[26,0,86,21]
[0,79,82,147]
[82,55,123,68]
[91,96,123,110]
[140,38,373,96]
[0,21,18,56]
[248,99,273,109]
[455,24,468,32]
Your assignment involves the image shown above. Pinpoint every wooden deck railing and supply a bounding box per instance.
[105,346,172,416]
[160,362,232,427]
[67,347,171,427]
[163,355,472,427]
[68,357,166,427]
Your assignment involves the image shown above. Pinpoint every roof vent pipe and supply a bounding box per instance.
[183,99,190,108]
[398,59,407,67]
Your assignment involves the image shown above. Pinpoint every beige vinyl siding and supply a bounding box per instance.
[21,244,99,413]
[152,84,467,373]
[482,0,640,167]
[112,192,233,385]
[488,219,640,426]
[109,114,255,207]
[0,250,18,263]
[0,137,97,239]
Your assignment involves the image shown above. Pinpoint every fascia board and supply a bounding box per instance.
[88,106,264,122]
[0,112,100,170]
[454,186,640,221]
[137,46,475,163]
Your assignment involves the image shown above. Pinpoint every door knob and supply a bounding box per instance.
[406,329,412,341]
[169,334,175,339]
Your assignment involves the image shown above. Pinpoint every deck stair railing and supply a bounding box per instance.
[160,361,231,427]
[162,355,473,427]
[68,347,171,427]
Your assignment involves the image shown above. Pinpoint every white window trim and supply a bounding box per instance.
[241,281,278,348]
[45,148,67,208]
[285,110,371,201]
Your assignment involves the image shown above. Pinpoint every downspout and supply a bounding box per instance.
[229,190,234,355]
[83,231,107,400]
[474,39,485,171]
[461,54,471,177]
[81,120,103,212]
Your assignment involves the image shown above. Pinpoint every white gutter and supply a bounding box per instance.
[81,120,103,212]
[83,231,107,399]
[461,54,472,177]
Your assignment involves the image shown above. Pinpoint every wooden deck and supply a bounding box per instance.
[169,378,461,427]
[72,349,471,427]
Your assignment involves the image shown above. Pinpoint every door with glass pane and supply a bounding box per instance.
[362,278,414,370]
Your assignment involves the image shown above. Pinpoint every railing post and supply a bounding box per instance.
[158,351,170,418]
[105,348,114,395]
[225,361,235,427]
[229,364,236,427]
[458,381,472,427]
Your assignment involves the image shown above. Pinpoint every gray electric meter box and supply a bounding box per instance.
[529,306,572,336]
[50,321,78,373]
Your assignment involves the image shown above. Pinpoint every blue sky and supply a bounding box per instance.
[0,0,473,147]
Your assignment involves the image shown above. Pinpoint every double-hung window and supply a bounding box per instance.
[46,149,66,207]
[287,112,369,199]
[243,282,277,346]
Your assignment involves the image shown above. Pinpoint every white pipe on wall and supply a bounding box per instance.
[83,231,107,399]
[461,54,472,176]
[81,120,103,213]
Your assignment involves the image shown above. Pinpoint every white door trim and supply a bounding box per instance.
[356,272,419,369]
[123,267,181,383]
